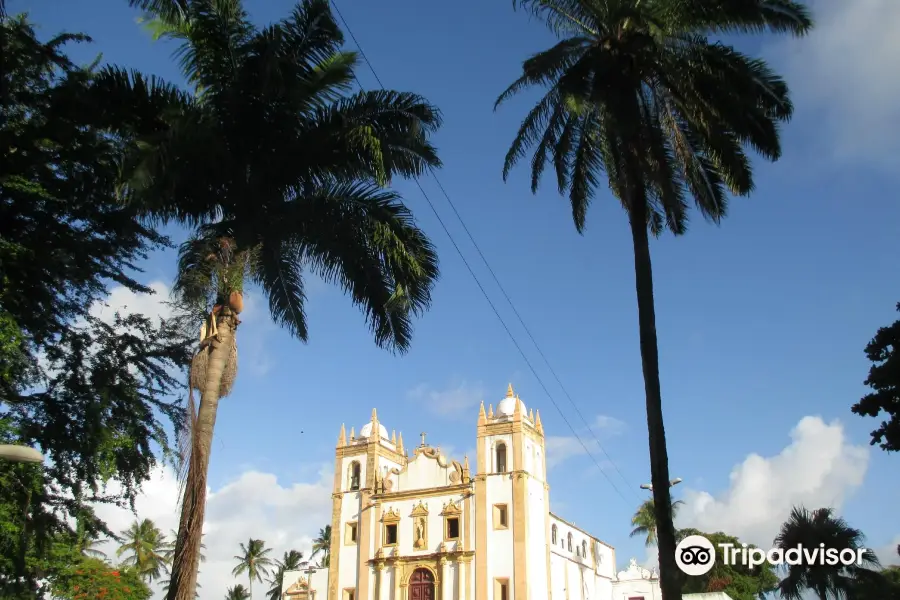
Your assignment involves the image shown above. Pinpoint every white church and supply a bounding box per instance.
[281,384,723,600]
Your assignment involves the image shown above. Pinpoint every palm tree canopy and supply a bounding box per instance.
[90,0,443,353]
[116,518,171,583]
[267,550,305,600]
[496,0,813,235]
[311,525,331,567]
[226,584,252,600]
[629,498,683,546]
[233,538,275,583]
[774,506,880,600]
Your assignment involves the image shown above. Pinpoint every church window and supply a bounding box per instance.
[446,517,460,540]
[567,532,573,551]
[551,524,558,544]
[345,522,358,545]
[348,462,361,491]
[495,579,509,600]
[493,504,509,529]
[384,523,398,546]
[582,540,588,558]
[496,443,507,473]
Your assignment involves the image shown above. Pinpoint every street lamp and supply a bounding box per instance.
[0,445,44,464]
[640,477,682,491]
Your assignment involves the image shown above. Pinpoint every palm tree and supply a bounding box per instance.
[225,584,252,600]
[93,1,443,598]
[267,550,305,600]
[774,506,880,600]
[233,538,275,599]
[74,518,108,559]
[310,525,331,567]
[629,498,683,547]
[116,518,171,583]
[495,1,812,597]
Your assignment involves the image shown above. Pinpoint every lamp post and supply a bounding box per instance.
[639,477,681,491]
[0,445,44,464]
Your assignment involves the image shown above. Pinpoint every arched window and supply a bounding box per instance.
[496,442,507,473]
[551,524,558,545]
[567,532,573,552]
[582,540,587,558]
[349,461,361,490]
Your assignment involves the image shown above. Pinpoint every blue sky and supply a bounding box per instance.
[12,0,900,595]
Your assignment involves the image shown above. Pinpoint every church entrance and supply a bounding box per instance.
[408,568,435,600]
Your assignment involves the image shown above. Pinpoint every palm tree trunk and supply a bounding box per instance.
[167,308,237,600]
[627,187,681,600]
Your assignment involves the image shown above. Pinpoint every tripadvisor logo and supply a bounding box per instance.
[675,535,869,577]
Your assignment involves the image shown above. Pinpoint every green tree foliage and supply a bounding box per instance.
[267,550,304,600]
[774,506,880,600]
[311,525,331,567]
[116,518,172,583]
[676,528,777,600]
[496,1,812,598]
[232,538,274,599]
[852,302,900,452]
[0,13,191,596]
[51,557,152,600]
[225,584,252,600]
[630,498,683,546]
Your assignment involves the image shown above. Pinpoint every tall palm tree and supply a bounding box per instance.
[93,1,443,598]
[310,525,331,567]
[267,550,305,600]
[495,1,812,597]
[233,538,275,600]
[629,498,683,547]
[225,584,252,600]
[774,506,880,600]
[116,518,171,583]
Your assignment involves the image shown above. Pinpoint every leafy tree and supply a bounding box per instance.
[849,565,900,600]
[774,506,880,600]
[225,584,252,600]
[311,525,331,567]
[852,302,900,452]
[50,557,152,600]
[495,1,812,597]
[95,1,444,598]
[630,498,683,546]
[0,13,191,595]
[675,528,777,600]
[116,518,171,583]
[74,517,108,559]
[232,538,274,600]
[267,550,304,600]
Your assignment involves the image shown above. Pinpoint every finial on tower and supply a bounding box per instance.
[398,432,405,454]
[420,432,427,447]
[338,423,347,446]
[371,407,378,423]
[513,394,522,420]
[391,430,397,444]
[535,409,544,434]
[528,408,535,421]
[488,404,494,419]
[506,383,515,398]
[478,401,486,425]
[349,426,355,440]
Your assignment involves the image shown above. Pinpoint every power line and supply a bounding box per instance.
[328,0,641,506]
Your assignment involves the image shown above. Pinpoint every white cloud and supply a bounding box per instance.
[408,381,485,419]
[777,0,900,165]
[94,464,333,600]
[90,281,174,324]
[544,414,626,469]
[677,416,870,549]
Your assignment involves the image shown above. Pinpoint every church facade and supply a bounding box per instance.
[282,385,665,600]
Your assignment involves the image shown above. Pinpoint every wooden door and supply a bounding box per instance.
[409,568,435,600]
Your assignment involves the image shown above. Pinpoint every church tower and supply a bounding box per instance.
[328,409,406,600]
[475,384,549,600]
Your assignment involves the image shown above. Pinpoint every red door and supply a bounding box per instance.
[409,568,435,600]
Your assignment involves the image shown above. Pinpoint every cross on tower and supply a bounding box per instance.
[420,432,427,447]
